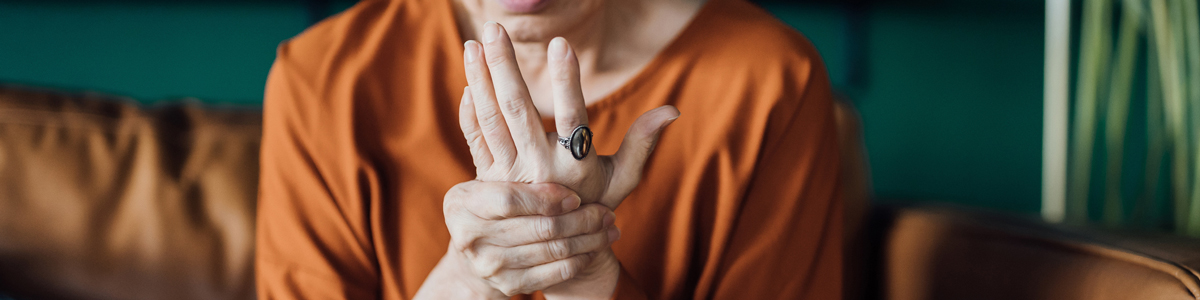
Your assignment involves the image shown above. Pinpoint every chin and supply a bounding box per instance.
[470,0,604,43]
[497,17,561,42]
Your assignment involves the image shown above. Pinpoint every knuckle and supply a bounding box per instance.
[465,130,485,146]
[530,183,556,195]
[442,200,456,217]
[523,184,554,214]
[497,282,521,297]
[475,108,507,130]
[444,184,465,207]
[534,217,558,241]
[486,50,510,68]
[558,260,581,281]
[473,255,503,278]
[585,206,605,231]
[465,69,481,84]
[500,95,531,117]
[497,193,519,217]
[639,140,656,153]
[444,204,461,219]
[446,182,484,204]
[546,239,570,260]
[557,116,583,131]
[445,220,473,243]
[450,237,474,254]
[467,72,488,87]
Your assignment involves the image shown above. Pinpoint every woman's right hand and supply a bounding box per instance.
[414,180,619,299]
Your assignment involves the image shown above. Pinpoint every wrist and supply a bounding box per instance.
[542,249,621,300]
[415,250,507,300]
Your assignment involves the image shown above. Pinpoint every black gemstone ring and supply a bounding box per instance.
[558,125,593,160]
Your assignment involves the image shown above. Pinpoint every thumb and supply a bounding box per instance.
[609,105,680,197]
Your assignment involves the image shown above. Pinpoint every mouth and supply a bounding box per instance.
[495,0,551,13]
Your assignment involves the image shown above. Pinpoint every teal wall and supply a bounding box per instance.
[0,0,1047,214]
[767,1,1046,214]
[0,1,309,105]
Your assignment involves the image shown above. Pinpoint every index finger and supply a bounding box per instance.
[456,181,582,219]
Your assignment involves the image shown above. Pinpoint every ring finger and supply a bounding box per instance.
[548,37,590,143]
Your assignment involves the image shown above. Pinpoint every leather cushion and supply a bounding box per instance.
[0,85,261,300]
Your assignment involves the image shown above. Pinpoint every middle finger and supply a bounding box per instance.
[481,22,547,155]
[483,203,614,247]
[499,226,619,269]
[464,40,518,168]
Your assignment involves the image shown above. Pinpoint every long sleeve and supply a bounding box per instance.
[255,43,381,299]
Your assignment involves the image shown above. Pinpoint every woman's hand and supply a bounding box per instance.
[459,22,680,209]
[417,181,618,299]
[457,22,678,299]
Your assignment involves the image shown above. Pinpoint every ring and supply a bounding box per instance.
[558,125,593,160]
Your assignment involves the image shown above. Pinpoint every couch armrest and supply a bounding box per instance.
[868,205,1200,300]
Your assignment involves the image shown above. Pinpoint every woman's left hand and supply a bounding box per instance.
[459,22,679,210]
[458,22,679,299]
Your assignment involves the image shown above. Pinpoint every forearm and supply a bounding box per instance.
[414,251,507,300]
[542,249,621,300]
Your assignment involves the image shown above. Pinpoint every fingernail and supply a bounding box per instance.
[607,227,621,242]
[561,195,580,213]
[464,41,478,63]
[661,109,680,131]
[483,21,499,43]
[462,87,472,104]
[602,211,615,227]
[549,37,568,60]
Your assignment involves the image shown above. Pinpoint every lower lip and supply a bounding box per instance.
[495,0,551,13]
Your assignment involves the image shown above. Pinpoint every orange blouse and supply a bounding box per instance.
[255,0,842,299]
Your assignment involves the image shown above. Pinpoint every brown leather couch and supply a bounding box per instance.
[0,86,260,300]
[1,85,1197,300]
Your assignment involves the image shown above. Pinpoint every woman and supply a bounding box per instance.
[256,0,842,298]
